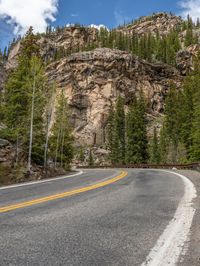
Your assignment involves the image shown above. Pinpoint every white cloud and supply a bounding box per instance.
[65,23,108,31]
[0,0,59,35]
[179,0,200,21]
[89,24,108,31]
[66,23,75,27]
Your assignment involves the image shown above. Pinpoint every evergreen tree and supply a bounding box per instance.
[179,76,195,155]
[126,98,139,164]
[88,149,94,166]
[3,47,8,59]
[164,86,182,161]
[159,125,168,164]
[126,92,148,164]
[166,30,181,65]
[107,106,118,164]
[150,127,160,164]
[190,87,200,161]
[78,148,85,163]
[137,91,148,162]
[0,88,3,122]
[196,18,200,28]
[115,96,126,163]
[184,28,195,47]
[184,15,196,46]
[106,97,126,165]
[21,27,40,59]
[187,57,200,161]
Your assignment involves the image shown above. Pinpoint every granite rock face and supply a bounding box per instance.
[46,48,181,146]
[121,13,182,36]
[2,13,195,149]
[5,26,98,70]
[176,44,200,75]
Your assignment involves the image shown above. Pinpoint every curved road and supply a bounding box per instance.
[0,169,196,265]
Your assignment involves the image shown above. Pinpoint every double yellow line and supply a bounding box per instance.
[0,171,128,214]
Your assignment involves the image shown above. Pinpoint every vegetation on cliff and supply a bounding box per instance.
[160,54,200,163]
[107,93,148,164]
[38,14,200,67]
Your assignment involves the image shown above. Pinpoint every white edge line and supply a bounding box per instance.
[141,170,197,266]
[0,170,83,190]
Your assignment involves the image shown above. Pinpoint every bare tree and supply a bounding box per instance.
[27,63,36,173]
[44,83,56,171]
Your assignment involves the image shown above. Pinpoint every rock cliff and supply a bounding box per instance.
[2,11,200,173]
[46,48,181,146]
[176,44,200,75]
[5,26,98,70]
[121,12,182,35]
[2,13,198,150]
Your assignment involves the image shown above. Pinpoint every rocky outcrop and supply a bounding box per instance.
[39,26,99,62]
[6,26,99,70]
[46,48,181,146]
[6,41,20,70]
[121,12,182,36]
[0,139,15,167]
[176,44,200,75]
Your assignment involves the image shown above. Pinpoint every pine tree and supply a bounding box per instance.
[196,18,200,28]
[184,28,194,47]
[131,34,139,55]
[179,76,194,155]
[107,106,118,164]
[79,148,85,163]
[126,98,139,164]
[21,27,40,59]
[3,47,8,59]
[166,30,181,65]
[137,91,148,162]
[150,127,160,164]
[88,149,94,166]
[126,92,148,164]
[164,86,182,161]
[190,88,200,161]
[159,125,168,164]
[115,96,126,163]
[187,57,200,161]
[184,15,195,47]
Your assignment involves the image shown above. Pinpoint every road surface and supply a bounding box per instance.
[0,169,196,265]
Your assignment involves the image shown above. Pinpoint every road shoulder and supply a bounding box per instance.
[176,170,200,266]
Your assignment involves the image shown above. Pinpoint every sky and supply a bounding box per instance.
[0,0,200,50]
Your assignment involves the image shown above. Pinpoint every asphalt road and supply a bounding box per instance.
[0,169,193,266]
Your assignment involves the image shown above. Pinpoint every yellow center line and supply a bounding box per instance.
[0,171,128,214]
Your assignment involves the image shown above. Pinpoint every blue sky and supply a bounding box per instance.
[57,0,180,28]
[0,0,199,50]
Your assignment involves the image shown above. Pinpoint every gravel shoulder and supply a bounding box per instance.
[176,170,200,266]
